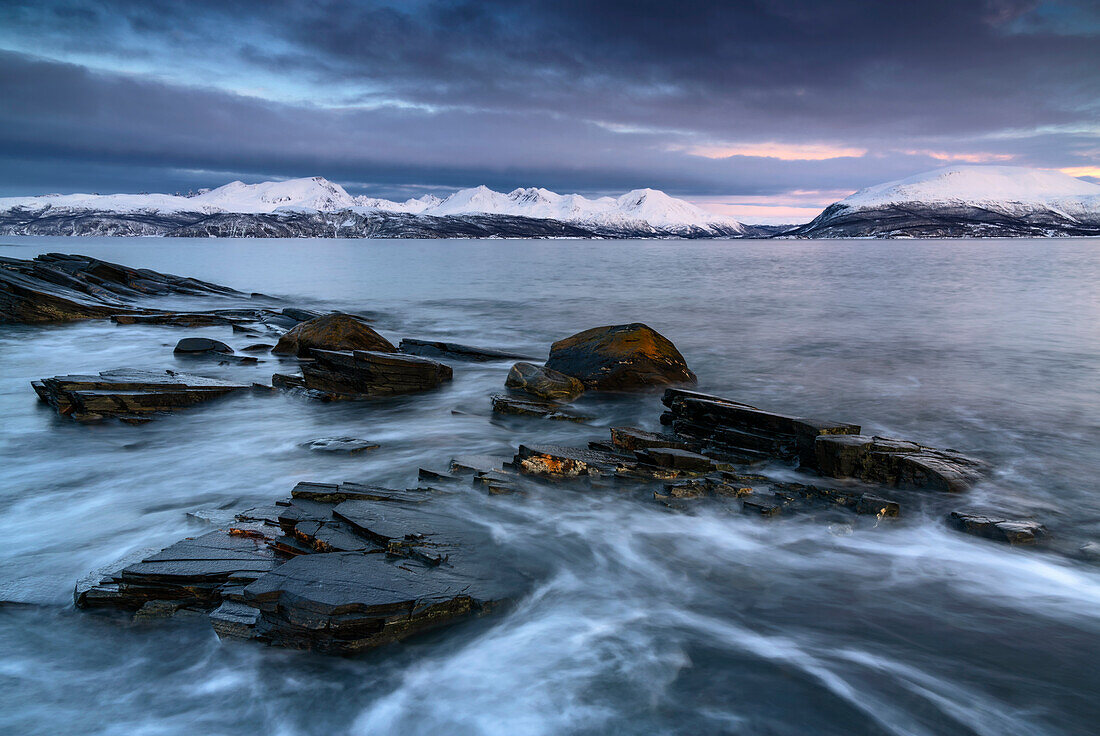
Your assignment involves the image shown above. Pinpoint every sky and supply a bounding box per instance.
[1,0,1098,224]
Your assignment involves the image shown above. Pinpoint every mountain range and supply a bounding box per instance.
[1,166,1098,238]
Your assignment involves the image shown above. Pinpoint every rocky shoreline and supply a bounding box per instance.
[4,253,1073,654]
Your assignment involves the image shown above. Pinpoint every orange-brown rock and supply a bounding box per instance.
[543,323,696,391]
[271,313,395,357]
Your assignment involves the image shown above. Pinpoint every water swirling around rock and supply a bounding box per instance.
[0,236,1098,736]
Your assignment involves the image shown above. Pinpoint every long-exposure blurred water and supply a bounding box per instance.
[1,236,1098,735]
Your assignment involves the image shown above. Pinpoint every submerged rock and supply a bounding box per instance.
[947,512,1046,544]
[400,338,533,362]
[298,349,452,398]
[32,369,249,421]
[816,435,987,492]
[272,313,394,358]
[662,388,861,467]
[174,337,233,354]
[544,323,696,390]
[301,437,380,454]
[504,362,585,401]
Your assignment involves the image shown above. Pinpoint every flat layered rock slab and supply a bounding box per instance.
[491,394,591,422]
[300,437,380,454]
[300,349,452,398]
[1,253,242,323]
[33,369,250,421]
[243,551,506,652]
[400,338,534,362]
[662,388,860,468]
[610,426,691,452]
[816,435,987,492]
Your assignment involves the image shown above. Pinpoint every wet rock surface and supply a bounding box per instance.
[491,394,590,422]
[544,323,696,391]
[77,483,522,653]
[661,388,862,466]
[298,349,453,398]
[504,362,585,401]
[1,252,242,323]
[816,435,987,492]
[947,512,1047,544]
[399,338,533,362]
[174,337,233,354]
[33,369,250,422]
[301,437,380,454]
[272,313,393,357]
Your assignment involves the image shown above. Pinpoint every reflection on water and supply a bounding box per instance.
[0,236,1098,735]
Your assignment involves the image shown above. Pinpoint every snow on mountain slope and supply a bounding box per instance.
[0,178,744,232]
[790,166,1100,237]
[838,166,1100,213]
[0,177,358,215]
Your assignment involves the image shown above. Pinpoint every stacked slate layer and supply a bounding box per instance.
[76,482,520,653]
[1,252,242,323]
[299,349,453,398]
[660,388,987,493]
[32,369,249,422]
[660,388,861,467]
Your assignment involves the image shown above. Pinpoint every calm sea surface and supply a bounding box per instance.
[1,236,1098,735]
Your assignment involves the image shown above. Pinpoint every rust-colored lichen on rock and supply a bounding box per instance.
[544,322,696,391]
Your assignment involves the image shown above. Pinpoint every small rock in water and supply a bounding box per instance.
[947,512,1047,545]
[301,437,380,454]
[544,323,697,391]
[174,337,234,354]
[504,362,585,401]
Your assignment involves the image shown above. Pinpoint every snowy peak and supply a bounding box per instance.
[0,178,745,234]
[838,166,1100,210]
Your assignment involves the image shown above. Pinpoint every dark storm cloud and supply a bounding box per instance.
[0,0,1097,203]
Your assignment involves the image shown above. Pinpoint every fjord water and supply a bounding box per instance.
[1,236,1098,736]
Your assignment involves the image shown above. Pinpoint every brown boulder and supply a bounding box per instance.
[505,362,585,401]
[544,323,696,391]
[272,313,394,357]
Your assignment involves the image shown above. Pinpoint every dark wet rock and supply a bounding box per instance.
[298,349,452,398]
[271,373,306,390]
[741,494,787,517]
[947,512,1046,545]
[400,338,534,362]
[634,447,717,472]
[609,426,691,452]
[504,362,585,401]
[662,388,861,468]
[271,313,394,358]
[242,343,274,352]
[514,444,633,478]
[79,484,521,652]
[113,311,241,327]
[280,307,323,323]
[449,455,510,475]
[33,369,249,421]
[816,435,987,493]
[543,323,696,391]
[491,394,591,422]
[0,253,241,323]
[300,437,380,454]
[174,337,233,354]
[75,529,279,609]
[855,494,901,517]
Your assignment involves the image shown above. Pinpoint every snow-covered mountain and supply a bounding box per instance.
[790,166,1100,238]
[0,177,746,238]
